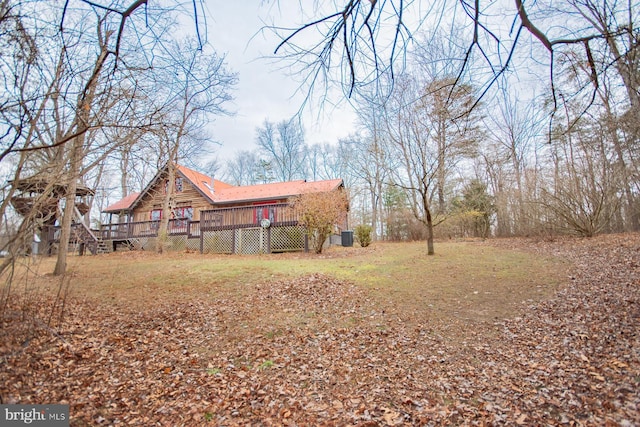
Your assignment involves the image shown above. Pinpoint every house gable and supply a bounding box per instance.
[130,170,219,222]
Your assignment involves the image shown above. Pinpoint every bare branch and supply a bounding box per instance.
[514,0,552,51]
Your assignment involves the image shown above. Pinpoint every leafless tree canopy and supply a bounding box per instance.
[0,0,234,273]
[271,1,639,116]
[255,118,306,182]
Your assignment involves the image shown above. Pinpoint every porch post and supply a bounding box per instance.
[199,221,204,254]
[267,227,271,254]
[231,207,236,254]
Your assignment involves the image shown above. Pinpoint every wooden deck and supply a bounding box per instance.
[42,203,305,254]
[99,203,299,240]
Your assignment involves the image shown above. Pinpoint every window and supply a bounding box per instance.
[254,206,276,224]
[150,207,193,231]
[164,177,184,193]
[173,206,193,220]
[150,209,162,230]
[172,206,193,229]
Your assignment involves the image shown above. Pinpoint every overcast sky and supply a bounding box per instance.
[203,2,358,161]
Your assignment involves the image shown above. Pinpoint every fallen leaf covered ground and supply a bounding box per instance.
[1,234,638,426]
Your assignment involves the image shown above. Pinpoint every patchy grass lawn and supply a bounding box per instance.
[1,236,638,426]
[30,240,565,323]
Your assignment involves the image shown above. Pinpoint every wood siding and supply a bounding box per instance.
[132,174,213,222]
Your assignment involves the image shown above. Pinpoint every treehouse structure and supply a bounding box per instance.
[10,177,104,255]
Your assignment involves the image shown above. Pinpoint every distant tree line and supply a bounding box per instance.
[257,0,639,254]
[217,13,638,250]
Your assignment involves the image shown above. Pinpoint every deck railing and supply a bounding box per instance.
[200,203,298,230]
[98,203,300,240]
[98,219,199,239]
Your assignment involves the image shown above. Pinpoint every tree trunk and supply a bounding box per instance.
[54,139,82,275]
[437,119,446,214]
[601,89,638,231]
[423,193,435,255]
[369,182,378,239]
[426,207,435,255]
[120,144,131,197]
[156,163,176,254]
[53,30,109,275]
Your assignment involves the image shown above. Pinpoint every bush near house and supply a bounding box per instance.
[354,224,373,247]
[290,190,349,254]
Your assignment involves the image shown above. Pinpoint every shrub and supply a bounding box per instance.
[290,190,349,254]
[355,224,373,247]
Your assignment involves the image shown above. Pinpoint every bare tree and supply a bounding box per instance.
[255,118,306,182]
[416,77,480,214]
[1,11,128,275]
[305,143,351,182]
[340,130,390,240]
[223,150,259,185]
[542,115,622,237]
[0,0,224,278]
[271,0,638,124]
[150,39,236,253]
[379,76,440,254]
[270,0,416,102]
[482,86,546,235]
[306,143,330,181]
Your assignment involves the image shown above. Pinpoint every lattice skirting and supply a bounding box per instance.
[186,238,199,252]
[201,226,306,254]
[127,236,189,251]
[167,235,187,251]
[270,226,305,252]
[129,237,154,251]
[99,226,308,255]
[202,229,234,254]
[235,227,267,254]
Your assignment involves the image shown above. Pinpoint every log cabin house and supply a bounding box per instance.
[99,164,348,254]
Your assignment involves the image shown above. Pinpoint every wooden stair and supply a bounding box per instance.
[71,206,109,255]
[95,238,110,254]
